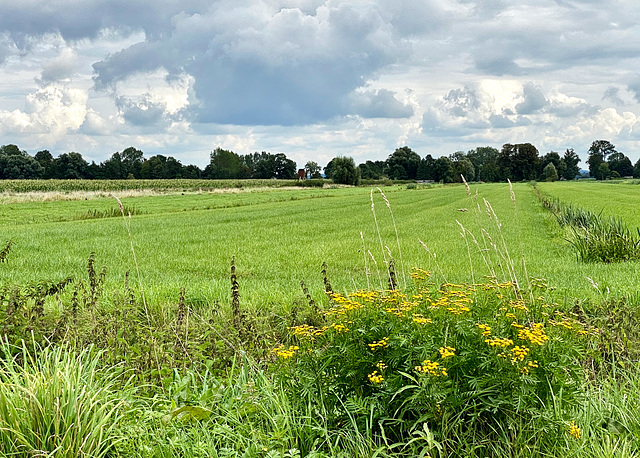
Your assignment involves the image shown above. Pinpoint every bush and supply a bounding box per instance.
[274,271,596,455]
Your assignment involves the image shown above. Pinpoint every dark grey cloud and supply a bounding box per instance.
[516,83,547,115]
[346,89,413,118]
[0,0,209,45]
[115,96,169,127]
[628,78,640,103]
[442,86,480,117]
[90,1,412,125]
[489,114,532,129]
[603,86,624,106]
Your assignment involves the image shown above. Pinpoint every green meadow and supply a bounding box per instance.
[1,179,640,457]
[1,180,638,309]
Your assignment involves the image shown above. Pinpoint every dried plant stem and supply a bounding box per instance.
[370,189,391,286]
[377,187,407,290]
[360,231,371,291]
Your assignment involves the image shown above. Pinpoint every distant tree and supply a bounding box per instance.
[182,164,202,179]
[358,160,386,179]
[101,152,125,179]
[607,151,633,177]
[386,146,421,180]
[542,162,558,181]
[121,147,144,178]
[272,153,296,179]
[416,155,436,181]
[497,143,540,181]
[540,152,565,180]
[587,140,616,179]
[633,158,640,178]
[328,156,360,185]
[54,152,89,179]
[0,145,43,179]
[305,161,322,179]
[466,146,499,182]
[205,148,250,179]
[561,148,581,180]
[597,162,611,180]
[433,156,455,183]
[324,158,336,180]
[34,150,56,179]
[449,154,475,182]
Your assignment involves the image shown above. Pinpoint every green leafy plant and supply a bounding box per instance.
[274,271,597,455]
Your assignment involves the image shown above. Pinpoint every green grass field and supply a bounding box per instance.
[2,179,640,457]
[2,180,639,311]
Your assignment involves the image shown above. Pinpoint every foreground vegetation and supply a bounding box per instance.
[1,180,640,456]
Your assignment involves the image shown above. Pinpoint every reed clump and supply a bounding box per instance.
[539,192,640,262]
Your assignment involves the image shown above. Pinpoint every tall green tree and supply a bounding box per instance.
[121,147,144,178]
[606,152,633,177]
[386,146,421,180]
[358,160,386,180]
[205,148,250,179]
[305,161,322,179]
[467,146,500,182]
[54,152,89,179]
[587,140,616,180]
[34,150,56,179]
[497,143,540,181]
[416,155,436,181]
[0,144,43,179]
[433,156,455,183]
[328,156,360,185]
[561,148,581,180]
[542,162,558,181]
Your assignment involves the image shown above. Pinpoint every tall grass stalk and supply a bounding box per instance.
[378,187,407,290]
[370,189,392,288]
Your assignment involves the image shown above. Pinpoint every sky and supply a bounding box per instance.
[0,0,639,169]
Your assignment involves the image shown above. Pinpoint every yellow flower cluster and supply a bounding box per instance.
[517,323,549,346]
[368,370,385,384]
[272,345,299,359]
[480,280,515,291]
[385,300,419,317]
[509,299,529,312]
[485,337,514,348]
[415,360,447,376]
[290,322,350,340]
[376,361,387,370]
[519,360,539,375]
[568,421,581,439]
[432,288,473,315]
[324,292,364,317]
[348,290,380,302]
[476,323,492,337]
[368,337,389,351]
[410,268,431,281]
[507,345,530,363]
[439,346,456,359]
[412,313,433,325]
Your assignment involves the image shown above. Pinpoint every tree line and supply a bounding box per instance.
[0,140,636,183]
